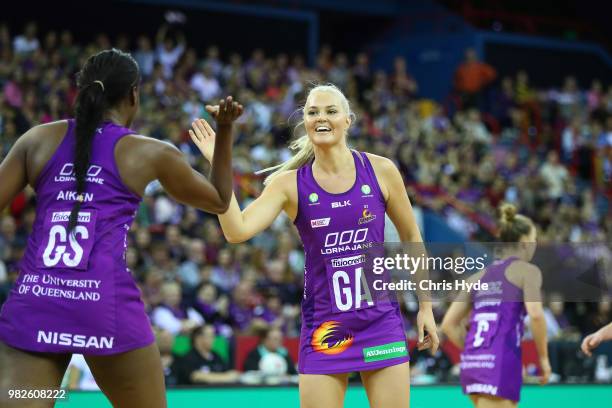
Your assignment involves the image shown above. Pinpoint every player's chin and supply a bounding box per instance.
[310,133,340,146]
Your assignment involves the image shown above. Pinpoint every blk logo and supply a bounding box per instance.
[331,200,351,209]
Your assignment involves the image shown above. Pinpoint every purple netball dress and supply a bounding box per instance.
[294,150,409,374]
[460,257,526,402]
[0,120,154,355]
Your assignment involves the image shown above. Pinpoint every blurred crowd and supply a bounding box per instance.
[0,21,611,386]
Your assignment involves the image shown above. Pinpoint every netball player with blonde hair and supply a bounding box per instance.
[441,203,551,408]
[190,83,439,407]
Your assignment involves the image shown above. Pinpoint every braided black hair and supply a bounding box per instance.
[68,49,139,232]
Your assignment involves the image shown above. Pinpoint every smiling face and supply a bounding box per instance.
[304,89,351,148]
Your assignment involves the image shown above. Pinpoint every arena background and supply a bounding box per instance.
[0,0,611,406]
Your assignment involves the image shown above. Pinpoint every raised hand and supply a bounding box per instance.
[189,118,216,162]
[205,96,243,125]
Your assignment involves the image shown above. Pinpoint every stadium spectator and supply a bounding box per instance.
[229,281,257,333]
[211,247,240,292]
[540,151,570,200]
[156,329,180,386]
[66,354,100,391]
[155,24,185,78]
[193,282,233,337]
[174,325,239,385]
[453,48,497,108]
[178,239,207,289]
[151,281,204,335]
[243,326,297,376]
[134,35,155,77]
[13,22,39,55]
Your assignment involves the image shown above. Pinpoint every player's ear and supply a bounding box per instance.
[130,86,138,106]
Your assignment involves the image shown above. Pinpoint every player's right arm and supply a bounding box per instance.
[441,288,471,349]
[217,172,291,243]
[522,263,550,385]
[148,140,233,214]
[122,97,241,214]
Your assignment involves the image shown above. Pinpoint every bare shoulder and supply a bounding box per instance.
[514,260,542,279]
[363,152,396,200]
[266,169,297,195]
[22,120,69,145]
[120,134,176,150]
[269,169,297,183]
[33,120,69,133]
[507,259,542,288]
[267,169,298,218]
[117,134,180,162]
[510,259,541,274]
[21,121,70,185]
[364,152,396,171]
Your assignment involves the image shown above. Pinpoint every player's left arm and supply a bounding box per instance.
[369,153,439,353]
[0,128,31,211]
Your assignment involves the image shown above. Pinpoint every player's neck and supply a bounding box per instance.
[104,109,131,128]
[312,145,353,175]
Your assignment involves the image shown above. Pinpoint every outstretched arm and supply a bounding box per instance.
[206,97,242,210]
[154,96,241,214]
[189,118,291,243]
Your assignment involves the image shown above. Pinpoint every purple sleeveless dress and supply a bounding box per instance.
[294,151,409,374]
[460,256,526,402]
[0,120,154,355]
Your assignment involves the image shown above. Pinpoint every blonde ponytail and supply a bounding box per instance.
[497,202,533,242]
[258,83,353,185]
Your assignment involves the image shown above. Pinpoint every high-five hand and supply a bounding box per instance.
[205,96,243,125]
[189,118,216,162]
[190,96,243,162]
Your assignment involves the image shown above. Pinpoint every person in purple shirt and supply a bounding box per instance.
[0,49,242,408]
[442,203,551,407]
[190,84,438,408]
